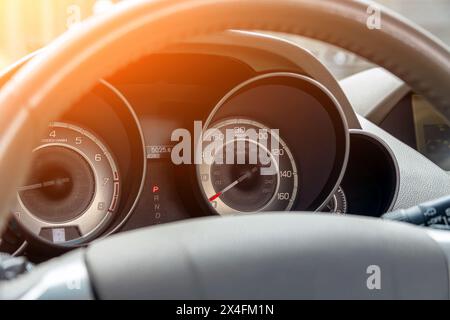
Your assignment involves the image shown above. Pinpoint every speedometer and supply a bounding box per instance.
[12,122,120,246]
[197,119,298,215]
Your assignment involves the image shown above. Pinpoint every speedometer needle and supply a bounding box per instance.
[18,178,71,192]
[209,167,258,202]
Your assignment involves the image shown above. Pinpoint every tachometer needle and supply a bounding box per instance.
[18,178,71,192]
[208,167,258,202]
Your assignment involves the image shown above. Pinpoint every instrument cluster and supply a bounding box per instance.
[2,61,351,258]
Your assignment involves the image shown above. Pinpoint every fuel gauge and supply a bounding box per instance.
[324,187,348,214]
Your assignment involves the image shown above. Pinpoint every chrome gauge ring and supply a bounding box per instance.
[12,122,120,246]
[324,186,348,214]
[197,118,298,216]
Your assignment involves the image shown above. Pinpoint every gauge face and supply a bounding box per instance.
[197,119,298,216]
[324,187,347,214]
[13,122,120,246]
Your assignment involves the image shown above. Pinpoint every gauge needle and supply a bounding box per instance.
[18,178,71,192]
[209,167,259,202]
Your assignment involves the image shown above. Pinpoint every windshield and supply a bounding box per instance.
[0,0,449,79]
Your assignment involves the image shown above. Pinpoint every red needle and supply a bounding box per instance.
[208,167,259,203]
[209,193,222,202]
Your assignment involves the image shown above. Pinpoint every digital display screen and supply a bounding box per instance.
[413,95,450,171]
[422,124,450,170]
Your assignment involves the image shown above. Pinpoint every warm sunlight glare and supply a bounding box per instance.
[0,0,118,68]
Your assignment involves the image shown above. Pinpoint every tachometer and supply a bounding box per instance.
[12,122,120,246]
[197,119,298,215]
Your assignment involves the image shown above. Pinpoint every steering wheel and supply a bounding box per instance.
[1,0,450,299]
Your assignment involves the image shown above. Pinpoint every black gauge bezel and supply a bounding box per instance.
[199,72,349,212]
[12,80,146,253]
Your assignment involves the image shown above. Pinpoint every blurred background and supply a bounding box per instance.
[0,0,449,79]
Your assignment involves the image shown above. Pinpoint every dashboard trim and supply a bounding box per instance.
[359,115,450,210]
[348,129,400,213]
[98,80,148,240]
[340,68,410,124]
[164,30,362,129]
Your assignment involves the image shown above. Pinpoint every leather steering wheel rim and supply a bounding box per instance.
[0,0,450,299]
[0,0,449,239]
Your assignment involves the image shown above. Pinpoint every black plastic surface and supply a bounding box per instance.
[86,214,450,300]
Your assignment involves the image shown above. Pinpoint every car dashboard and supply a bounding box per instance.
[1,31,449,262]
[380,94,450,172]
